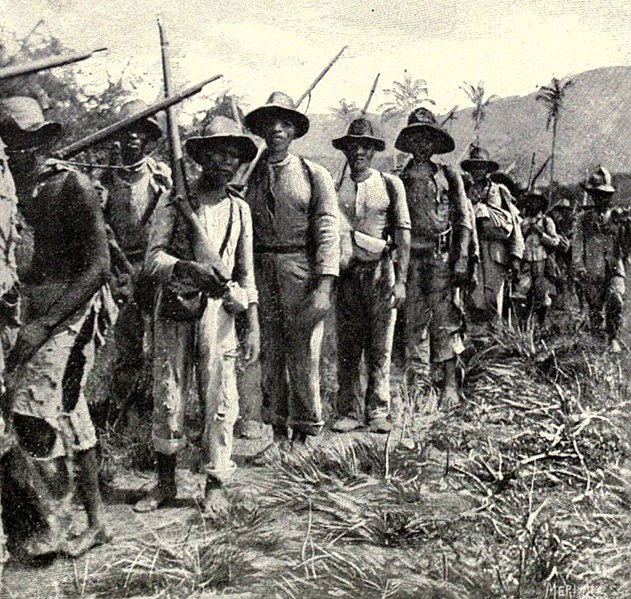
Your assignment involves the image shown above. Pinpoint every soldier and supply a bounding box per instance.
[0,96,113,557]
[331,118,410,433]
[135,116,259,515]
[462,145,524,324]
[573,166,626,352]
[548,197,575,308]
[395,108,472,408]
[244,92,339,447]
[513,191,560,327]
[99,100,172,421]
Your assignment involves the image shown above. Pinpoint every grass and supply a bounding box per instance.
[75,313,631,598]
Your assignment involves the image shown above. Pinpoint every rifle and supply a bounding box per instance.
[528,154,551,191]
[237,45,347,187]
[0,48,107,81]
[336,72,380,189]
[157,17,231,283]
[54,74,222,159]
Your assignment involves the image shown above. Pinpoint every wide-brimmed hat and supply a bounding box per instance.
[118,99,162,141]
[186,116,258,164]
[244,91,309,139]
[461,144,499,173]
[332,118,385,152]
[489,171,524,197]
[523,190,549,214]
[0,96,63,149]
[394,107,455,155]
[581,165,615,194]
[549,198,573,211]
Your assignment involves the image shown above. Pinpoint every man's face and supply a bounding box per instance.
[198,141,242,186]
[468,165,488,184]
[591,190,613,210]
[406,130,435,160]
[119,125,150,163]
[343,140,375,175]
[263,117,296,155]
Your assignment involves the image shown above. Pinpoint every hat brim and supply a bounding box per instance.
[185,134,258,164]
[244,105,309,139]
[394,123,455,154]
[0,119,63,150]
[581,182,615,194]
[461,158,500,173]
[126,117,162,142]
[332,134,385,152]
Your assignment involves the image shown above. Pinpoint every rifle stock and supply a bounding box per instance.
[157,17,231,282]
[0,47,107,81]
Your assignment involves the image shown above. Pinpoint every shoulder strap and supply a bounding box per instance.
[218,197,235,257]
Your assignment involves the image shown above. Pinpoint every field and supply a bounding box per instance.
[2,304,631,599]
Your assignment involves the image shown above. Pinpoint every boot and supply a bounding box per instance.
[134,453,177,512]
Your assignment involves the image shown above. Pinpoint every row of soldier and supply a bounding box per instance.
[0,87,625,563]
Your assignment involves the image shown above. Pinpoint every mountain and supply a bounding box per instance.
[292,66,631,190]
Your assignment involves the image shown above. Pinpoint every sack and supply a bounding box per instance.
[545,255,562,282]
[158,281,208,321]
[352,230,387,261]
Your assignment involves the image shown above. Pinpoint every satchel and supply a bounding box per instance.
[158,197,236,321]
[158,280,208,321]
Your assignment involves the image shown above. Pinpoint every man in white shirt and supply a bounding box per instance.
[332,118,410,433]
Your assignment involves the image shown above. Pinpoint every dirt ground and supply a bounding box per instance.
[2,295,631,598]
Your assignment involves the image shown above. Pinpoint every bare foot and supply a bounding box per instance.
[203,486,229,518]
[439,386,461,412]
[62,524,113,558]
[133,484,177,513]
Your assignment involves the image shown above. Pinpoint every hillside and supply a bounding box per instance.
[293,66,631,190]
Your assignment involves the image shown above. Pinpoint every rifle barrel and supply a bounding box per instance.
[296,45,347,108]
[0,48,107,81]
[361,72,380,115]
[54,74,222,159]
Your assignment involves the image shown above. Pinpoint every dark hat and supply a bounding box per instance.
[394,107,455,155]
[244,91,309,139]
[523,190,548,213]
[0,96,63,149]
[186,115,258,164]
[461,144,499,173]
[489,171,524,197]
[581,165,615,194]
[332,118,385,152]
[118,99,162,141]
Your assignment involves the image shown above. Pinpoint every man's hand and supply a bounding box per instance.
[391,281,407,309]
[8,320,50,371]
[243,329,260,366]
[300,276,334,327]
[110,273,134,305]
[452,259,469,288]
[174,260,226,297]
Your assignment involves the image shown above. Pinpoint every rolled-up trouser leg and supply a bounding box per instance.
[605,276,625,341]
[256,254,290,428]
[336,267,367,421]
[428,254,465,365]
[197,298,239,484]
[405,253,431,377]
[151,316,195,455]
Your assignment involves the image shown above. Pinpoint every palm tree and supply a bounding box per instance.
[330,98,361,123]
[536,77,574,200]
[378,70,435,123]
[460,81,497,145]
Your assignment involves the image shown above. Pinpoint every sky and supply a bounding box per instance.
[3,0,631,118]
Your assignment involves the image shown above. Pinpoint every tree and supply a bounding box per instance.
[378,70,435,123]
[460,81,497,145]
[329,98,361,124]
[536,77,574,200]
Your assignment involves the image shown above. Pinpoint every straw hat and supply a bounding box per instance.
[581,165,615,194]
[394,107,454,155]
[0,96,63,149]
[186,115,258,164]
[460,144,499,173]
[118,99,162,141]
[332,118,385,152]
[244,91,309,139]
